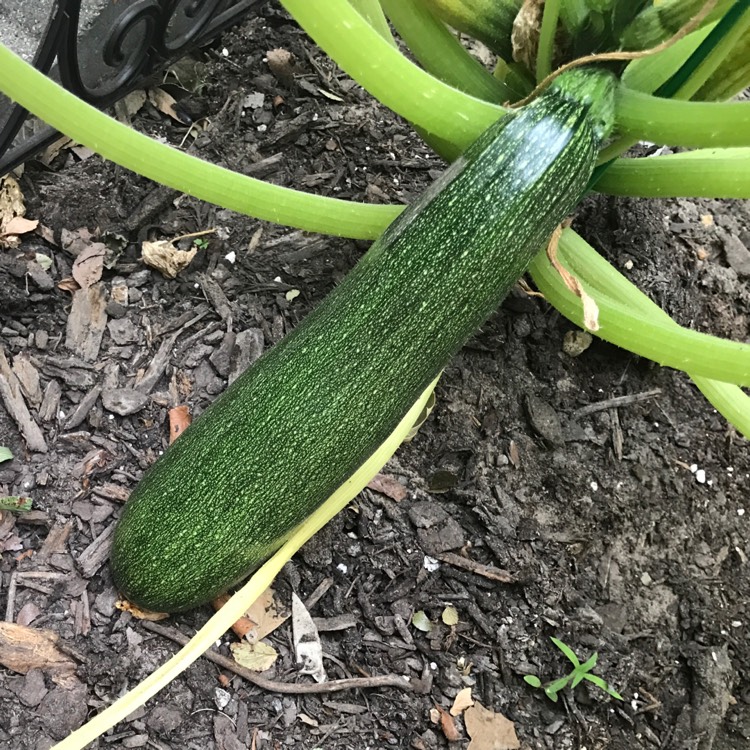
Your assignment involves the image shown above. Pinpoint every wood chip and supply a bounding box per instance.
[75,520,117,578]
[65,282,108,362]
[0,622,77,679]
[0,347,47,453]
[436,552,514,583]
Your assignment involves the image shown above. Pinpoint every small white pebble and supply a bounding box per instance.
[423,555,440,572]
[221,47,229,57]
[731,620,743,628]
[224,250,236,264]
[690,464,698,473]
[257,124,267,133]
[430,662,438,671]
[738,508,745,517]
[695,469,706,484]
[624,260,634,270]
[336,563,348,574]
[641,572,653,585]
[590,481,599,492]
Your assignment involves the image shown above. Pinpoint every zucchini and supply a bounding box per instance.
[111,68,616,612]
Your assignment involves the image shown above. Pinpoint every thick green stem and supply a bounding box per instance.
[380,0,513,102]
[615,87,750,147]
[0,44,401,239]
[536,0,561,82]
[597,149,750,199]
[529,236,750,387]
[529,231,750,437]
[349,0,394,41]
[279,0,502,150]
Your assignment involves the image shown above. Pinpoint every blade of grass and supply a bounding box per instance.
[51,375,440,750]
[551,637,581,667]
[596,149,750,199]
[0,44,401,240]
[380,0,513,102]
[279,0,502,151]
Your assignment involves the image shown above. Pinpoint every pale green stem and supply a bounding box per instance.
[0,44,401,239]
[349,0,394,41]
[616,86,750,147]
[279,0,502,150]
[529,231,750,436]
[380,0,513,102]
[597,149,750,199]
[537,0,562,82]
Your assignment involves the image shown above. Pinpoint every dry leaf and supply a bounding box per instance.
[434,703,461,742]
[2,216,38,237]
[367,473,407,502]
[142,239,197,278]
[148,88,190,125]
[72,243,106,289]
[169,405,192,444]
[115,599,169,621]
[57,277,81,294]
[465,702,520,750]
[451,687,475,716]
[442,606,459,627]
[214,586,288,642]
[0,622,76,678]
[230,641,278,672]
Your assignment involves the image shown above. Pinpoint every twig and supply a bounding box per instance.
[435,552,514,583]
[141,621,416,694]
[573,389,662,418]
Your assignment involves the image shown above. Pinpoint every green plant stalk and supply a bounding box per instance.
[348,0,463,163]
[0,45,401,240]
[380,0,513,102]
[620,0,733,50]
[349,0,394,41]
[615,87,750,147]
[530,245,750,385]
[698,14,750,98]
[279,0,503,151]
[596,149,750,199]
[667,1,750,99]
[417,0,522,60]
[529,230,750,437]
[537,0,562,82]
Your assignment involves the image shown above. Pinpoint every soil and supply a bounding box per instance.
[1,5,749,750]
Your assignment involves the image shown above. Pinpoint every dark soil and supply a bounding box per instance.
[1,5,749,750]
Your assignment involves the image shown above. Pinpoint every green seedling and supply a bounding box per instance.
[193,237,210,251]
[524,637,623,703]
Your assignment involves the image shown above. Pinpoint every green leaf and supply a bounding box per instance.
[411,610,433,632]
[0,496,32,512]
[579,651,599,673]
[585,673,624,700]
[524,675,542,688]
[546,675,572,697]
[550,637,580,668]
[0,447,12,463]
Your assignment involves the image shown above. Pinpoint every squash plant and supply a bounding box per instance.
[0,0,748,747]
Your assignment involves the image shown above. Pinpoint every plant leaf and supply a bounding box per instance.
[0,447,12,463]
[551,637,580,667]
[524,675,542,688]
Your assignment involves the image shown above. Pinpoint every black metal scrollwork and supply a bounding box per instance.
[0,0,261,174]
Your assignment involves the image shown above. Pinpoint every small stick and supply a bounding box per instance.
[573,389,662,418]
[435,552,514,583]
[141,621,415,694]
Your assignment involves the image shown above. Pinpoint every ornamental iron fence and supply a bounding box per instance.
[0,0,261,174]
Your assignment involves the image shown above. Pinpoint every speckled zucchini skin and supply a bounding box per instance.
[111,69,615,612]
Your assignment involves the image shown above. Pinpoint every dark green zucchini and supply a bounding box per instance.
[111,68,615,612]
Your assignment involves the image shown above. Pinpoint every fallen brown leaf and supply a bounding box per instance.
[142,239,197,278]
[465,701,520,750]
[433,703,460,742]
[367,473,407,502]
[230,641,278,672]
[71,242,106,289]
[451,686,474,716]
